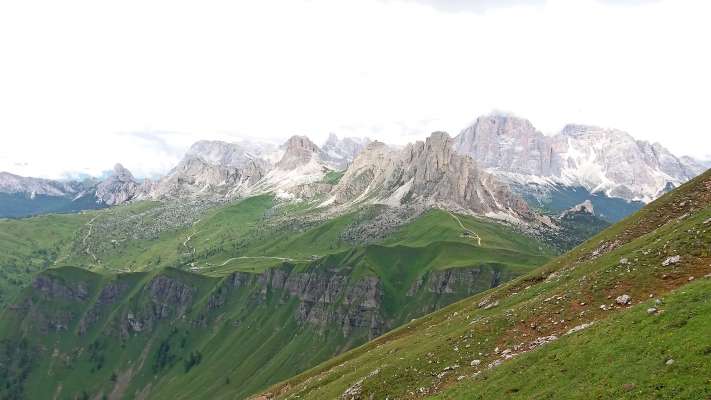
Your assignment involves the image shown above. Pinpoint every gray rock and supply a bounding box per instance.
[560,200,595,218]
[615,294,631,305]
[662,255,682,266]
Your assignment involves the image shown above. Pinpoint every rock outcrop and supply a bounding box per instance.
[330,132,530,220]
[560,200,595,218]
[94,163,143,205]
[32,274,90,301]
[214,265,385,339]
[275,136,321,170]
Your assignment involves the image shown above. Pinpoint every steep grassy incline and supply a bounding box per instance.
[259,169,711,400]
[435,278,711,399]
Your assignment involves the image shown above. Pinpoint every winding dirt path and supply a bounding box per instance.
[216,255,312,267]
[447,211,481,246]
[83,215,100,263]
[182,230,200,256]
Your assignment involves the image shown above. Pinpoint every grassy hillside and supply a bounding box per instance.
[0,211,91,304]
[259,169,711,400]
[435,278,711,399]
[0,195,554,399]
[0,190,555,305]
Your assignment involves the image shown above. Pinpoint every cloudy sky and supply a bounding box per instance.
[1,0,709,179]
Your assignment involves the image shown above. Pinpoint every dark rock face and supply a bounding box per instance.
[146,275,195,317]
[122,275,196,335]
[32,275,89,301]
[78,280,129,335]
[408,267,503,296]
[22,264,501,342]
[214,266,385,339]
[97,280,129,305]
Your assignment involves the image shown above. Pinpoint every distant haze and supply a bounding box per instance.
[0,0,709,179]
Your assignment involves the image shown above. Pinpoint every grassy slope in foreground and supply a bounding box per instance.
[435,278,711,399]
[259,168,711,400]
[0,203,552,400]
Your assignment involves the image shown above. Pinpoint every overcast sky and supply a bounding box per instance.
[1,0,709,179]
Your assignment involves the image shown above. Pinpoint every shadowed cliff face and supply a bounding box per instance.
[1,259,511,400]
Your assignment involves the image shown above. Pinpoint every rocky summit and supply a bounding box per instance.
[454,114,704,203]
[330,132,530,220]
[321,133,371,170]
[94,163,143,206]
[1,114,705,221]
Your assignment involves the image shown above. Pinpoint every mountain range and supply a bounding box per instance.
[1,114,704,223]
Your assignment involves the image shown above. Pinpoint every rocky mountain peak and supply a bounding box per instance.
[454,114,705,203]
[454,113,551,177]
[147,139,270,200]
[325,132,339,145]
[283,135,320,153]
[111,163,134,181]
[95,164,142,206]
[404,132,454,173]
[322,133,371,169]
[331,131,529,220]
[425,130,451,145]
[276,135,322,170]
[475,113,537,135]
[184,140,257,169]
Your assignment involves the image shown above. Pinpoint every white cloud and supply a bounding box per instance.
[0,0,709,179]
